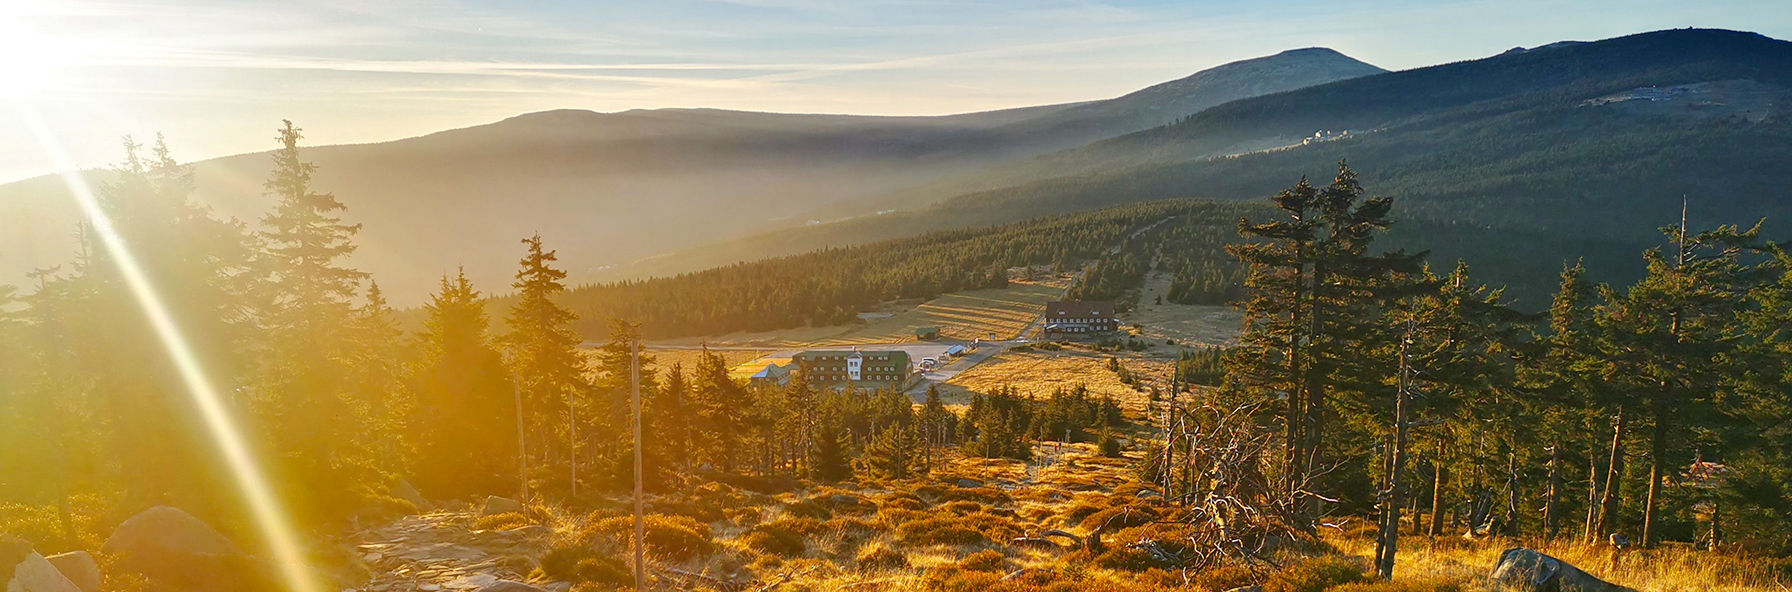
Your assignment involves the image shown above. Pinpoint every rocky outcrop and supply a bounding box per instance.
[43,551,99,592]
[474,580,546,592]
[393,480,432,510]
[481,496,523,516]
[101,506,279,592]
[1491,548,1638,592]
[2,538,81,592]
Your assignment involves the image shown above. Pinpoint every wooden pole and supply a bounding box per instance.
[514,382,529,501]
[632,340,646,592]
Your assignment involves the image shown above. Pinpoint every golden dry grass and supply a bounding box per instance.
[1126,270,1243,349]
[1328,530,1789,592]
[645,276,1074,348]
[944,348,1171,415]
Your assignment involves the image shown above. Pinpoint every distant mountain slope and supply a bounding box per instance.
[0,49,1382,304]
[639,29,1792,301]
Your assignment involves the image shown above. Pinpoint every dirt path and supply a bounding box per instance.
[353,510,549,592]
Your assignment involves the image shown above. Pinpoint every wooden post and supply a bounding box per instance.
[632,340,645,592]
[513,382,528,501]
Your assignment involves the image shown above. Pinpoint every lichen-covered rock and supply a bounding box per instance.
[1491,548,1637,592]
[481,496,523,516]
[2,539,81,592]
[100,506,280,592]
[43,551,99,592]
[474,580,546,592]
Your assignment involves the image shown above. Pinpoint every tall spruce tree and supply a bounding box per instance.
[502,234,589,493]
[411,270,516,498]
[254,120,377,519]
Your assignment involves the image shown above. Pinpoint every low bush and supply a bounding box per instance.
[958,549,1008,572]
[743,522,806,557]
[897,517,989,546]
[1188,565,1261,592]
[539,544,631,586]
[1077,505,1159,531]
[1329,579,1462,592]
[938,487,1012,506]
[592,514,716,561]
[1263,556,1369,592]
[471,512,531,531]
[856,544,910,570]
[783,499,833,520]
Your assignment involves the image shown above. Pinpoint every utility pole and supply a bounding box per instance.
[513,382,529,501]
[631,339,646,592]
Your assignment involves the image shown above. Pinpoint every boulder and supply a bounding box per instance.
[475,581,547,592]
[2,539,81,592]
[101,506,238,559]
[393,479,432,510]
[954,479,983,488]
[43,551,99,592]
[482,496,524,516]
[1490,548,1638,592]
[100,506,279,592]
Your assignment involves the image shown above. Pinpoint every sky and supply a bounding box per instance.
[0,0,1787,182]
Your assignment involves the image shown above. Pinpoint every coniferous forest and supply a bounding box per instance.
[8,123,1792,591]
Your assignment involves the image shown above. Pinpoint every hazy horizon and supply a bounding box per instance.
[2,0,1789,183]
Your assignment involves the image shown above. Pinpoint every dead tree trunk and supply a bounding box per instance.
[1374,324,1413,579]
[1430,445,1447,537]
[1544,444,1562,538]
[1596,409,1627,540]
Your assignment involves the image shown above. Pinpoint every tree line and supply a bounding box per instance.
[0,124,1139,553]
[1174,162,1792,572]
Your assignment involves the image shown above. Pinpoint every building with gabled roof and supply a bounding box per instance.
[1043,300,1117,335]
[791,349,911,386]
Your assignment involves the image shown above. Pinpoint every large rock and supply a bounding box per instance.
[475,581,546,592]
[101,506,238,559]
[42,551,99,592]
[481,496,524,516]
[393,479,431,510]
[2,538,81,592]
[1490,548,1638,592]
[100,506,279,592]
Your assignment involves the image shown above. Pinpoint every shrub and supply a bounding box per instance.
[592,514,716,561]
[897,517,988,546]
[472,512,531,531]
[959,549,1009,572]
[1329,580,1462,592]
[540,545,631,587]
[941,501,984,515]
[939,487,1012,506]
[1189,565,1261,592]
[1263,556,1369,592]
[878,493,927,511]
[783,499,833,520]
[1077,505,1159,531]
[856,544,910,570]
[743,523,806,557]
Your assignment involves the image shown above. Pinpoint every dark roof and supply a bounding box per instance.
[1045,300,1115,317]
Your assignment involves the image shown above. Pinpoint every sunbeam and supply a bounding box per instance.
[17,103,322,592]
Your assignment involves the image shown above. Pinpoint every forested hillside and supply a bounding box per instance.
[644,29,1792,298]
[0,49,1381,305]
[538,200,1258,339]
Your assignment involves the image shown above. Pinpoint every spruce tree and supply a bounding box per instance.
[411,270,516,498]
[502,234,589,492]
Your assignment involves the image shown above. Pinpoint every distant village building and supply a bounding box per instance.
[792,349,912,386]
[1043,300,1118,335]
[748,362,793,388]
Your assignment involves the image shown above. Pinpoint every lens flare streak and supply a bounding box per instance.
[18,104,322,592]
